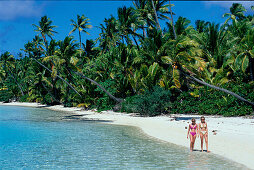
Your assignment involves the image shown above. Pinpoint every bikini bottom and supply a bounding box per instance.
[190,132,196,136]
[200,131,207,135]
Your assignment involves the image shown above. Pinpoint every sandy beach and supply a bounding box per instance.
[1,102,253,169]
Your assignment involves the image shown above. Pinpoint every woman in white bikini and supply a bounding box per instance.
[199,116,210,152]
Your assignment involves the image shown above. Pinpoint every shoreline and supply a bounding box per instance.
[1,102,253,169]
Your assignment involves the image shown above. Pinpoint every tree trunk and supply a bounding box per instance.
[142,26,147,38]
[249,57,254,81]
[181,71,254,107]
[31,58,82,98]
[52,77,58,101]
[79,30,82,57]
[41,82,61,104]
[132,34,140,50]
[169,0,177,39]
[42,33,48,55]
[151,0,163,36]
[73,71,123,103]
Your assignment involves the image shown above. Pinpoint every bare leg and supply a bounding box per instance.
[190,134,193,151]
[205,133,210,152]
[200,133,204,152]
[193,135,196,151]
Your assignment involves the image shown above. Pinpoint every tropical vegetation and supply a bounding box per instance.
[0,1,253,116]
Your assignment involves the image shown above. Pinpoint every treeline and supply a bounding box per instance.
[0,1,253,116]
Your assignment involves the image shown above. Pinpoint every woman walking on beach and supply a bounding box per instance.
[187,118,198,152]
[199,116,210,152]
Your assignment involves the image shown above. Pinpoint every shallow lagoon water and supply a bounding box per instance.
[0,106,247,169]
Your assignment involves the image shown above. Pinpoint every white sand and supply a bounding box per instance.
[1,102,254,169]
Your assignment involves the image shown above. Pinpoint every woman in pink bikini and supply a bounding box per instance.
[187,118,198,152]
[199,116,210,152]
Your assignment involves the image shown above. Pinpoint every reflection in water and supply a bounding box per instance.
[0,106,248,169]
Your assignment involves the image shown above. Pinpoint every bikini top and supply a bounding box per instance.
[190,124,197,129]
[200,123,207,128]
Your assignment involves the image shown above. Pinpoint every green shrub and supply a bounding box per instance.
[121,86,172,116]
[93,96,115,112]
[90,79,119,112]
[41,94,53,105]
[171,82,253,116]
[0,89,13,102]
[19,94,29,102]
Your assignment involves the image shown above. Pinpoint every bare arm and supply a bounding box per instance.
[206,123,208,133]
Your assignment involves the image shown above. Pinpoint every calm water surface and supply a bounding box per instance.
[0,106,247,169]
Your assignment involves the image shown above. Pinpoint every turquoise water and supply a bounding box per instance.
[0,106,247,169]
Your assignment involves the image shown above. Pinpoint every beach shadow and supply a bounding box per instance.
[192,149,210,153]
[203,150,210,153]
[80,119,113,123]
[62,114,89,120]
[64,114,84,118]
[61,115,113,123]
[36,105,51,108]
[175,117,200,121]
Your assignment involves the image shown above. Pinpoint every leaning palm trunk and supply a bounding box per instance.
[41,82,62,104]
[165,3,253,108]
[79,30,82,57]
[31,58,82,97]
[151,0,163,36]
[73,71,123,103]
[181,71,254,107]
[169,0,177,39]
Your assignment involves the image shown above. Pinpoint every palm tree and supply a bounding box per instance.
[133,0,149,38]
[146,0,169,36]
[0,52,24,96]
[73,71,123,103]
[42,39,61,101]
[195,20,209,33]
[174,16,191,36]
[181,71,254,107]
[117,6,134,45]
[116,6,141,47]
[31,57,82,98]
[233,29,254,81]
[52,36,80,103]
[98,16,120,51]
[151,0,163,34]
[229,3,246,21]
[222,3,253,81]
[33,15,57,55]
[22,40,82,98]
[83,39,98,60]
[161,35,254,107]
[134,0,169,36]
[69,14,92,57]
[169,0,177,39]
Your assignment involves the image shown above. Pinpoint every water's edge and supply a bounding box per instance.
[0,104,250,169]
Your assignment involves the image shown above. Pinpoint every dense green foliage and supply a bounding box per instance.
[0,1,253,116]
[171,82,254,116]
[0,89,12,102]
[121,86,172,116]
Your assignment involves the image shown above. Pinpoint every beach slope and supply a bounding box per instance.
[1,102,253,169]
